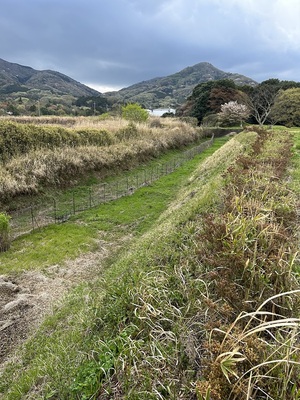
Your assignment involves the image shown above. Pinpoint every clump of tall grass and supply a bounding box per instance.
[0,144,143,200]
[0,212,10,251]
[195,292,300,400]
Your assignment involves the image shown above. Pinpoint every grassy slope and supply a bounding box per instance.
[0,137,227,276]
[0,135,230,399]
[1,128,299,399]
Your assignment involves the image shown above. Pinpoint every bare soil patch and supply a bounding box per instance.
[0,234,129,369]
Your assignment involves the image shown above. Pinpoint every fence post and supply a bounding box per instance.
[73,192,76,214]
[31,205,35,230]
[53,198,57,223]
[89,188,92,208]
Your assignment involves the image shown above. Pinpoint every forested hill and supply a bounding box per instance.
[105,62,257,109]
[0,58,100,98]
[0,58,257,116]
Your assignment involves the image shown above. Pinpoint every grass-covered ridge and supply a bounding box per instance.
[0,128,299,399]
[0,117,203,205]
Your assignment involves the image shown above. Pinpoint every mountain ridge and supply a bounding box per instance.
[0,58,257,113]
[105,62,257,108]
[0,58,100,98]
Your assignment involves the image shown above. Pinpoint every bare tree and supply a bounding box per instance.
[245,80,280,125]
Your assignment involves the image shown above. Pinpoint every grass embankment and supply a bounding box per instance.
[1,128,299,399]
[0,136,226,276]
[0,117,202,206]
[0,133,236,399]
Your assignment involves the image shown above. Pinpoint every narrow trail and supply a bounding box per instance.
[0,231,132,370]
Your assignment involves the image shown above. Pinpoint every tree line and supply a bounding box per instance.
[3,77,300,127]
[176,78,300,127]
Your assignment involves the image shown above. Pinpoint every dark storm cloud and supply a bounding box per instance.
[1,0,300,92]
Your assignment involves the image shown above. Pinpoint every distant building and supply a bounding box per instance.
[147,108,176,117]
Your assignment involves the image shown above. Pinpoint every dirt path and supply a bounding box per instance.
[0,234,128,369]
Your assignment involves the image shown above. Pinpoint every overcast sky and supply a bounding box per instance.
[1,0,300,92]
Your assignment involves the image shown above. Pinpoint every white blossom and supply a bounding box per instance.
[218,101,250,126]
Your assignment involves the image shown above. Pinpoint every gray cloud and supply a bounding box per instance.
[1,0,300,92]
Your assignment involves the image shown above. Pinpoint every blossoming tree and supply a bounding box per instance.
[218,101,250,127]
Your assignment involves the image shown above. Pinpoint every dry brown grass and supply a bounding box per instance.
[0,115,193,131]
[194,129,300,400]
[0,117,202,204]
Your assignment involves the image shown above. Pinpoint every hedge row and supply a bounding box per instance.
[0,121,115,160]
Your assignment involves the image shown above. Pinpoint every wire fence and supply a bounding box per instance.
[7,136,214,241]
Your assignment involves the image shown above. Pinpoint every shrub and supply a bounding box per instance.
[149,117,163,128]
[115,122,139,141]
[201,113,219,127]
[0,212,11,252]
[179,116,198,127]
[121,103,149,123]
